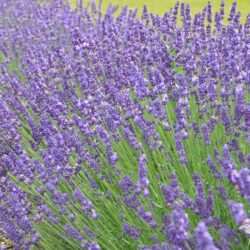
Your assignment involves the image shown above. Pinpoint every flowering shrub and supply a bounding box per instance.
[0,0,249,249]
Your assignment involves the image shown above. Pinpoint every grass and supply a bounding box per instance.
[70,0,250,21]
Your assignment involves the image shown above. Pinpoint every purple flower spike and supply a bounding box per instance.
[123,223,140,240]
[161,173,179,206]
[201,123,210,146]
[64,224,83,241]
[165,202,190,248]
[195,221,218,250]
[227,200,248,226]
[138,154,150,196]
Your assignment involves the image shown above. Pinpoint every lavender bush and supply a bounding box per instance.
[0,0,249,249]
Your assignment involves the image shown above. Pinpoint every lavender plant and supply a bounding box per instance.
[0,0,249,249]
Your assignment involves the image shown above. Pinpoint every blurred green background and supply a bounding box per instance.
[70,0,249,21]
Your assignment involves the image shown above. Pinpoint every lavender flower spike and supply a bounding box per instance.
[195,221,218,250]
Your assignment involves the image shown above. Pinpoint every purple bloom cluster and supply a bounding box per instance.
[161,173,179,206]
[0,0,249,249]
[195,221,218,250]
[164,202,189,249]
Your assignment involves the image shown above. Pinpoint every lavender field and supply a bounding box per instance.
[0,0,249,249]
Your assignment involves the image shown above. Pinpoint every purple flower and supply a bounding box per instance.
[195,221,218,250]
[164,202,190,248]
[193,173,214,218]
[217,185,228,200]
[138,207,157,228]
[219,225,238,250]
[119,176,137,195]
[64,224,83,241]
[138,154,150,196]
[227,200,248,225]
[161,173,179,205]
[73,189,98,219]
[206,156,222,180]
[122,223,140,240]
[88,242,101,250]
[201,123,210,146]
[220,107,231,135]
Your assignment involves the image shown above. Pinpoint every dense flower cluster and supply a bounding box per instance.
[0,0,249,249]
